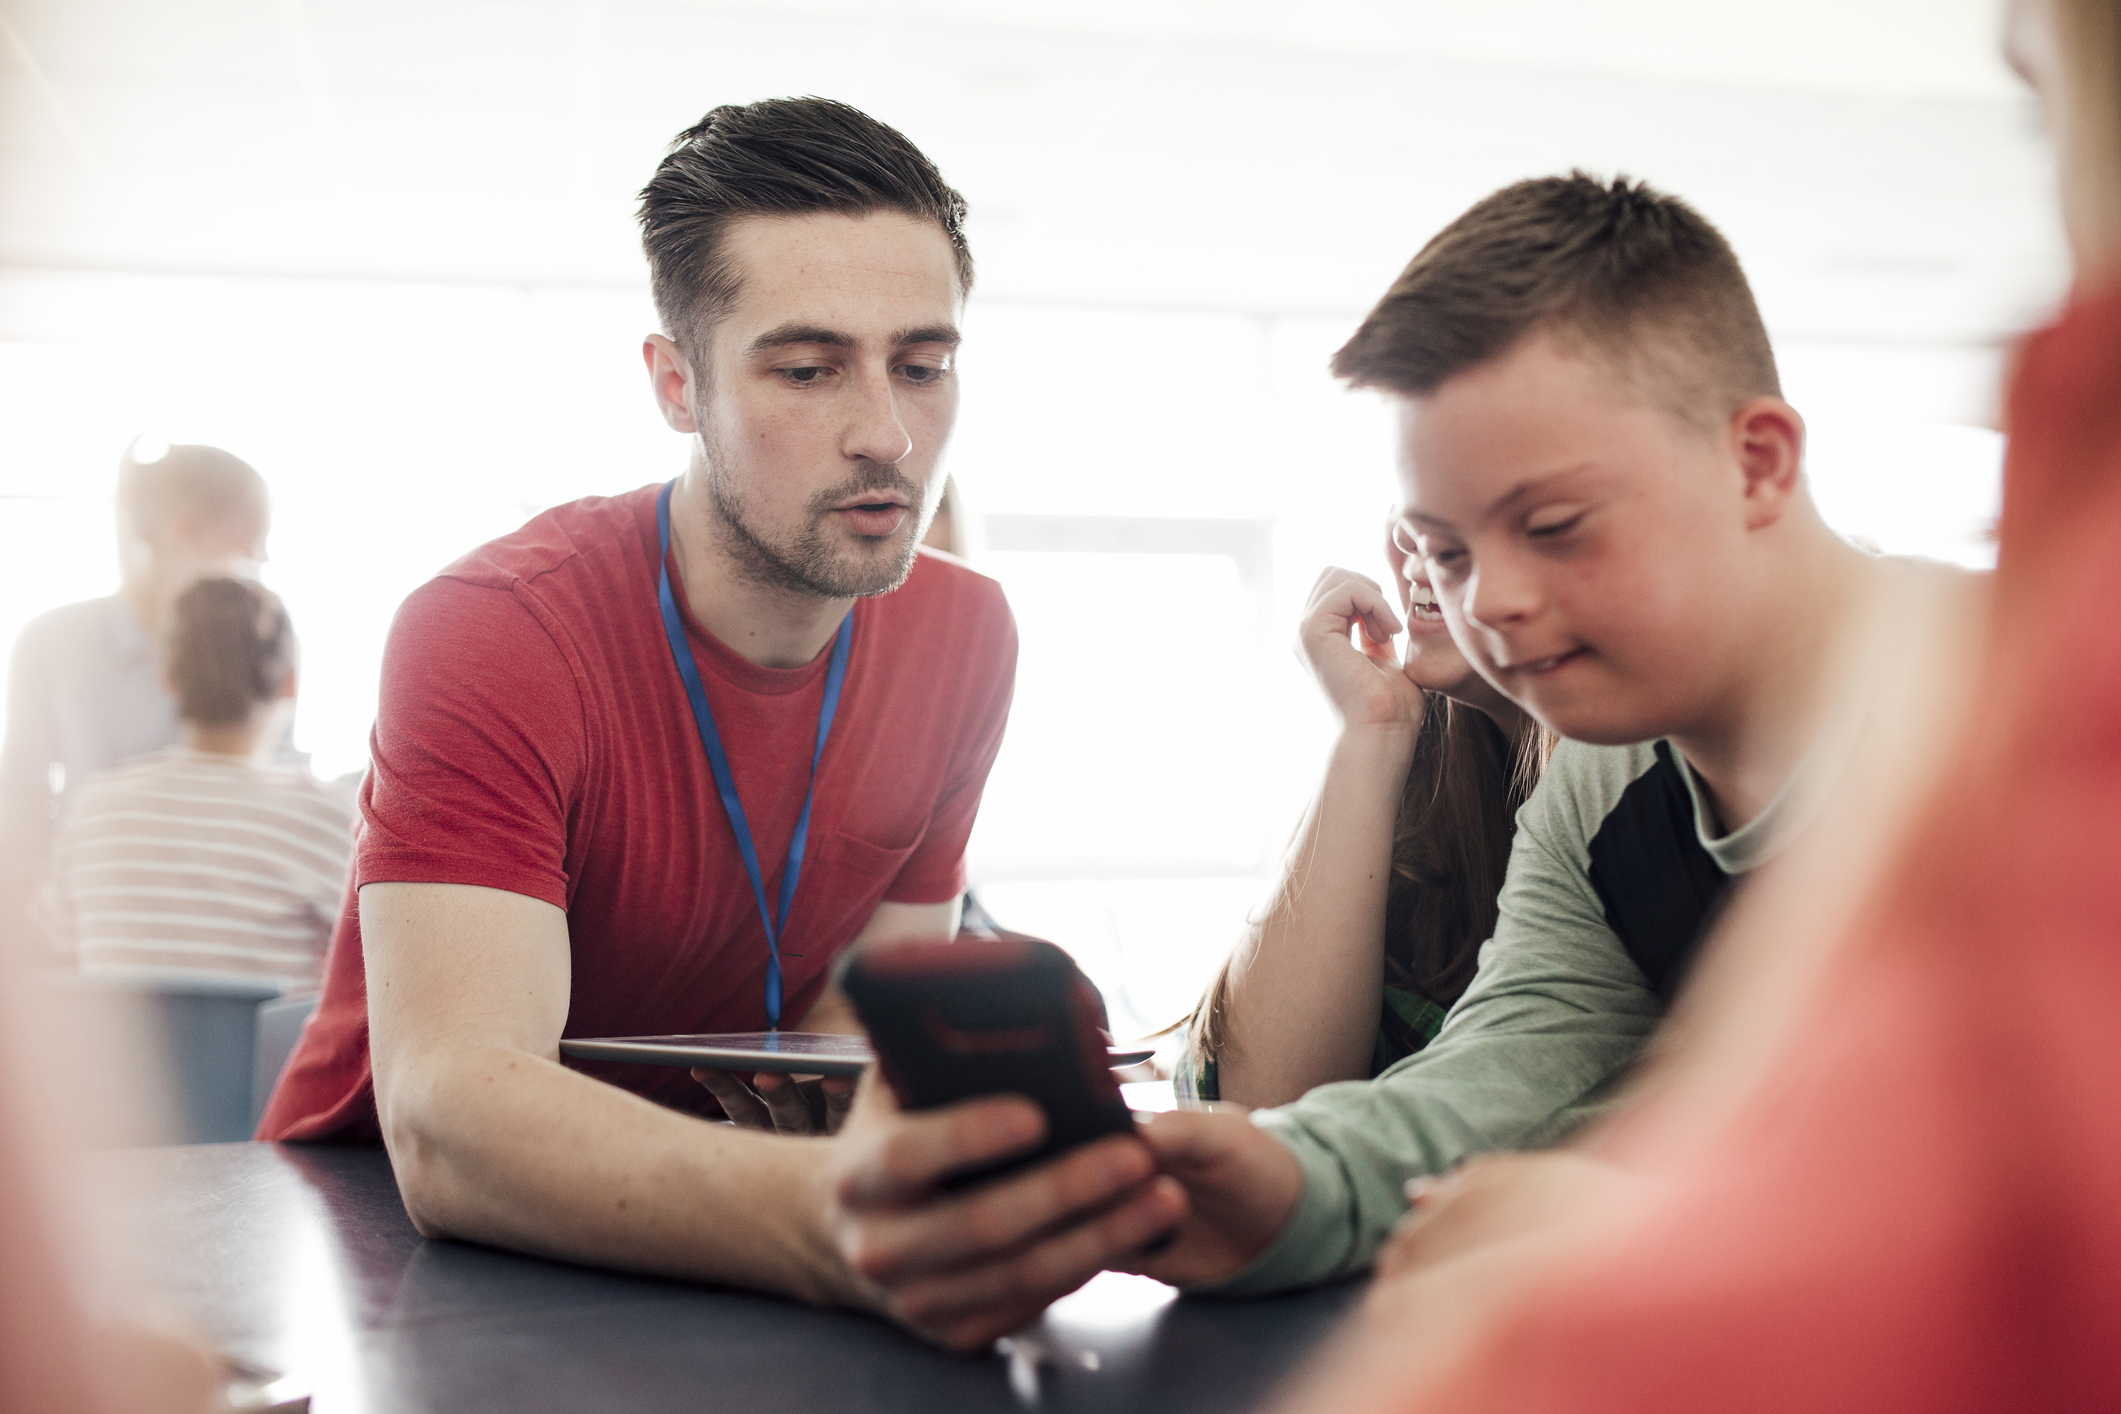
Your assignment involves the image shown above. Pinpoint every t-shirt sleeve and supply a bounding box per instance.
[357,576,588,911]
[1201,742,1668,1296]
[883,580,1018,904]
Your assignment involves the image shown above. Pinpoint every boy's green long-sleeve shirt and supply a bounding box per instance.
[1204,735,1795,1296]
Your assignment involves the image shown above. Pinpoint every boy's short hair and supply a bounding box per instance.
[1332,173,1779,428]
[637,97,973,359]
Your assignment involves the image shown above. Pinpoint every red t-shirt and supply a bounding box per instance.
[259,484,1016,1141]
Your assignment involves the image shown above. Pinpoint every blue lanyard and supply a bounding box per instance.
[654,479,853,1029]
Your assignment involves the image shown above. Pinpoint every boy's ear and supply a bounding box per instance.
[1731,397,1806,530]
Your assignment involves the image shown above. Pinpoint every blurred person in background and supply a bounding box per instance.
[1267,0,2121,1408]
[1176,520,1545,1106]
[0,441,271,960]
[918,474,971,559]
[44,577,350,993]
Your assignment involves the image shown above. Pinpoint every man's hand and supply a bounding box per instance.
[1375,1150,1629,1283]
[1116,1109,1305,1288]
[822,1076,1188,1352]
[692,983,868,1133]
[694,1070,856,1134]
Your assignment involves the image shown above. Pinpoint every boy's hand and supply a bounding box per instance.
[1115,1109,1306,1288]
[820,1075,1188,1352]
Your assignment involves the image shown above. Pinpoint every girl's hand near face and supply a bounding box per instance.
[1297,565,1426,734]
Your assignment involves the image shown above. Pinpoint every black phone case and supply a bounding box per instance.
[840,938,1135,1186]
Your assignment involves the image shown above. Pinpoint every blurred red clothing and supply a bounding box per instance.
[1388,287,2121,1410]
[0,967,225,1414]
[0,1022,101,1412]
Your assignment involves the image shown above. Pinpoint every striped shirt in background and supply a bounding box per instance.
[49,748,354,992]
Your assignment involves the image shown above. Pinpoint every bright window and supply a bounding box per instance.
[0,276,2006,1044]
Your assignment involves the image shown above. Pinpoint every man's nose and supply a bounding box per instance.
[844,367,913,466]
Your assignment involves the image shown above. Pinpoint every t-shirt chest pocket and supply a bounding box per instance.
[778,827,925,980]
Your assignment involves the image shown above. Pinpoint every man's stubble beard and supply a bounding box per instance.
[699,429,929,600]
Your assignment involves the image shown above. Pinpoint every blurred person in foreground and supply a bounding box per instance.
[1,442,270,959]
[45,578,350,992]
[0,962,246,1413]
[1267,0,2121,1408]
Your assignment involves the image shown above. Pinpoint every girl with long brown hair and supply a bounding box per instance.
[1179,521,1547,1105]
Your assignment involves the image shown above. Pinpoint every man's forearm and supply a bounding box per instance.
[382,1042,857,1306]
[1217,726,1414,1105]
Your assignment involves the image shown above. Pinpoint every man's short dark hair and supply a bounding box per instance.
[1332,173,1779,427]
[637,97,973,358]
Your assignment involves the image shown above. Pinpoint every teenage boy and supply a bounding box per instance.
[811,172,1963,1337]
[251,99,1186,1320]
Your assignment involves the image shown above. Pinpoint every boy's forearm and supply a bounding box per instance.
[1242,952,1664,1290]
[1217,725,1414,1105]
[381,1041,857,1307]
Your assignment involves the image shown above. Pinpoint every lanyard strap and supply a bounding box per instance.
[654,479,853,1029]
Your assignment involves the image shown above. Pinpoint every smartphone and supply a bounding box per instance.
[839,937,1136,1186]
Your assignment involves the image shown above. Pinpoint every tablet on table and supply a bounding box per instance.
[560,1031,1153,1076]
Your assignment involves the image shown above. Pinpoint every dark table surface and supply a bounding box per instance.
[85,1143,1363,1414]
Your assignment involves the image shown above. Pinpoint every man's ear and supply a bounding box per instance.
[1731,397,1806,530]
[643,334,700,434]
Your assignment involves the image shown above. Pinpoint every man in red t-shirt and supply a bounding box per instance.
[257,99,1187,1336]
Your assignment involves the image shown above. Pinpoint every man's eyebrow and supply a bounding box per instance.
[743,323,962,354]
[894,324,961,349]
[745,323,855,354]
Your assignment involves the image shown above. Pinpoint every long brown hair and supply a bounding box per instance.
[1182,694,1545,1073]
